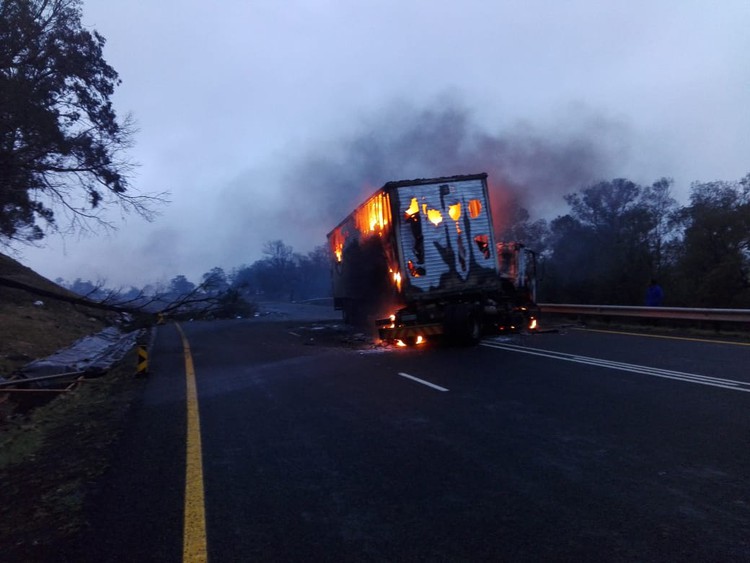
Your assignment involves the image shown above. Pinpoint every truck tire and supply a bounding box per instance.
[445,304,482,346]
[466,313,482,345]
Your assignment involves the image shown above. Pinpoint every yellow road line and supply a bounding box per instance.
[175,323,208,562]
[574,327,750,347]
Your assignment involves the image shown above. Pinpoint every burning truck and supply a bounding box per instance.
[327,173,538,345]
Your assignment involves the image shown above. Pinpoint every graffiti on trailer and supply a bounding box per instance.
[395,179,498,295]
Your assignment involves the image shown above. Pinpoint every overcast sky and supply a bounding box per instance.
[19,0,750,288]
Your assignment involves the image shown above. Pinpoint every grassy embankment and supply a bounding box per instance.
[0,252,144,558]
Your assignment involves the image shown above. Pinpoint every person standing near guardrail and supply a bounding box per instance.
[646,279,664,306]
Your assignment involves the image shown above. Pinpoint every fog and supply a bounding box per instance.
[17,0,750,287]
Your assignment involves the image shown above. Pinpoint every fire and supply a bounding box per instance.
[468,199,482,218]
[329,228,345,263]
[331,191,392,264]
[391,270,402,291]
[474,235,490,258]
[369,194,387,231]
[354,192,391,235]
[394,336,425,347]
[427,209,443,225]
[529,318,538,330]
[448,203,461,221]
[407,260,422,277]
[405,197,419,218]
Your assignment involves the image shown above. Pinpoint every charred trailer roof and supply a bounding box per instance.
[327,172,502,305]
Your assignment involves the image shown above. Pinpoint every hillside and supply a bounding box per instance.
[0,252,117,376]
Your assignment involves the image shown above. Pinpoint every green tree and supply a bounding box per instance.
[201,267,229,294]
[544,178,663,304]
[294,245,332,300]
[497,204,550,256]
[261,239,297,300]
[262,239,294,269]
[640,177,679,276]
[542,214,597,303]
[0,0,159,245]
[671,176,750,306]
[168,275,195,297]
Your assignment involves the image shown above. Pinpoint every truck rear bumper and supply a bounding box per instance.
[378,323,444,342]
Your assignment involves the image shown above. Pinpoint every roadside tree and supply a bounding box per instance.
[0,0,162,245]
[671,176,750,307]
[201,267,229,294]
[544,178,664,304]
[294,245,332,301]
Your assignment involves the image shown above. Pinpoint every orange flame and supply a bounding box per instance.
[391,270,402,291]
[353,192,391,235]
[427,209,443,225]
[407,260,422,277]
[329,228,345,263]
[468,199,482,218]
[405,197,419,218]
[448,203,461,221]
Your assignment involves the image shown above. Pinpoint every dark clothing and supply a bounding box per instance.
[646,283,664,306]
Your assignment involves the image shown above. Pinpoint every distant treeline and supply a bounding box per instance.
[60,173,750,310]
[506,174,750,308]
[57,240,331,317]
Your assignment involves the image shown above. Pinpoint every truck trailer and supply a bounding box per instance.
[327,173,538,345]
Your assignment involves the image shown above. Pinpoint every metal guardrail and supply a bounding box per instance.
[538,303,750,324]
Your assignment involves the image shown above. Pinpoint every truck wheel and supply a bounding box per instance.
[445,304,482,346]
[403,336,419,347]
[466,314,482,345]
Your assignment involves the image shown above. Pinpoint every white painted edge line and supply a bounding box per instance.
[492,342,742,384]
[398,372,449,392]
[481,342,750,393]
[288,331,301,337]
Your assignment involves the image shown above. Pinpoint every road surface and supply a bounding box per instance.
[82,310,750,561]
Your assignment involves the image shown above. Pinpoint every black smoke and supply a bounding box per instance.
[282,98,630,239]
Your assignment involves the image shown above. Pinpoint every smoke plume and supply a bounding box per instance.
[211,98,632,268]
[282,99,630,239]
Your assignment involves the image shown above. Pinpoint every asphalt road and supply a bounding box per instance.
[83,312,750,562]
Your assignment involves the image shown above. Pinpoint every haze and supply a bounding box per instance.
[19,0,750,288]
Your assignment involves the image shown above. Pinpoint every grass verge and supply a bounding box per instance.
[0,348,144,561]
